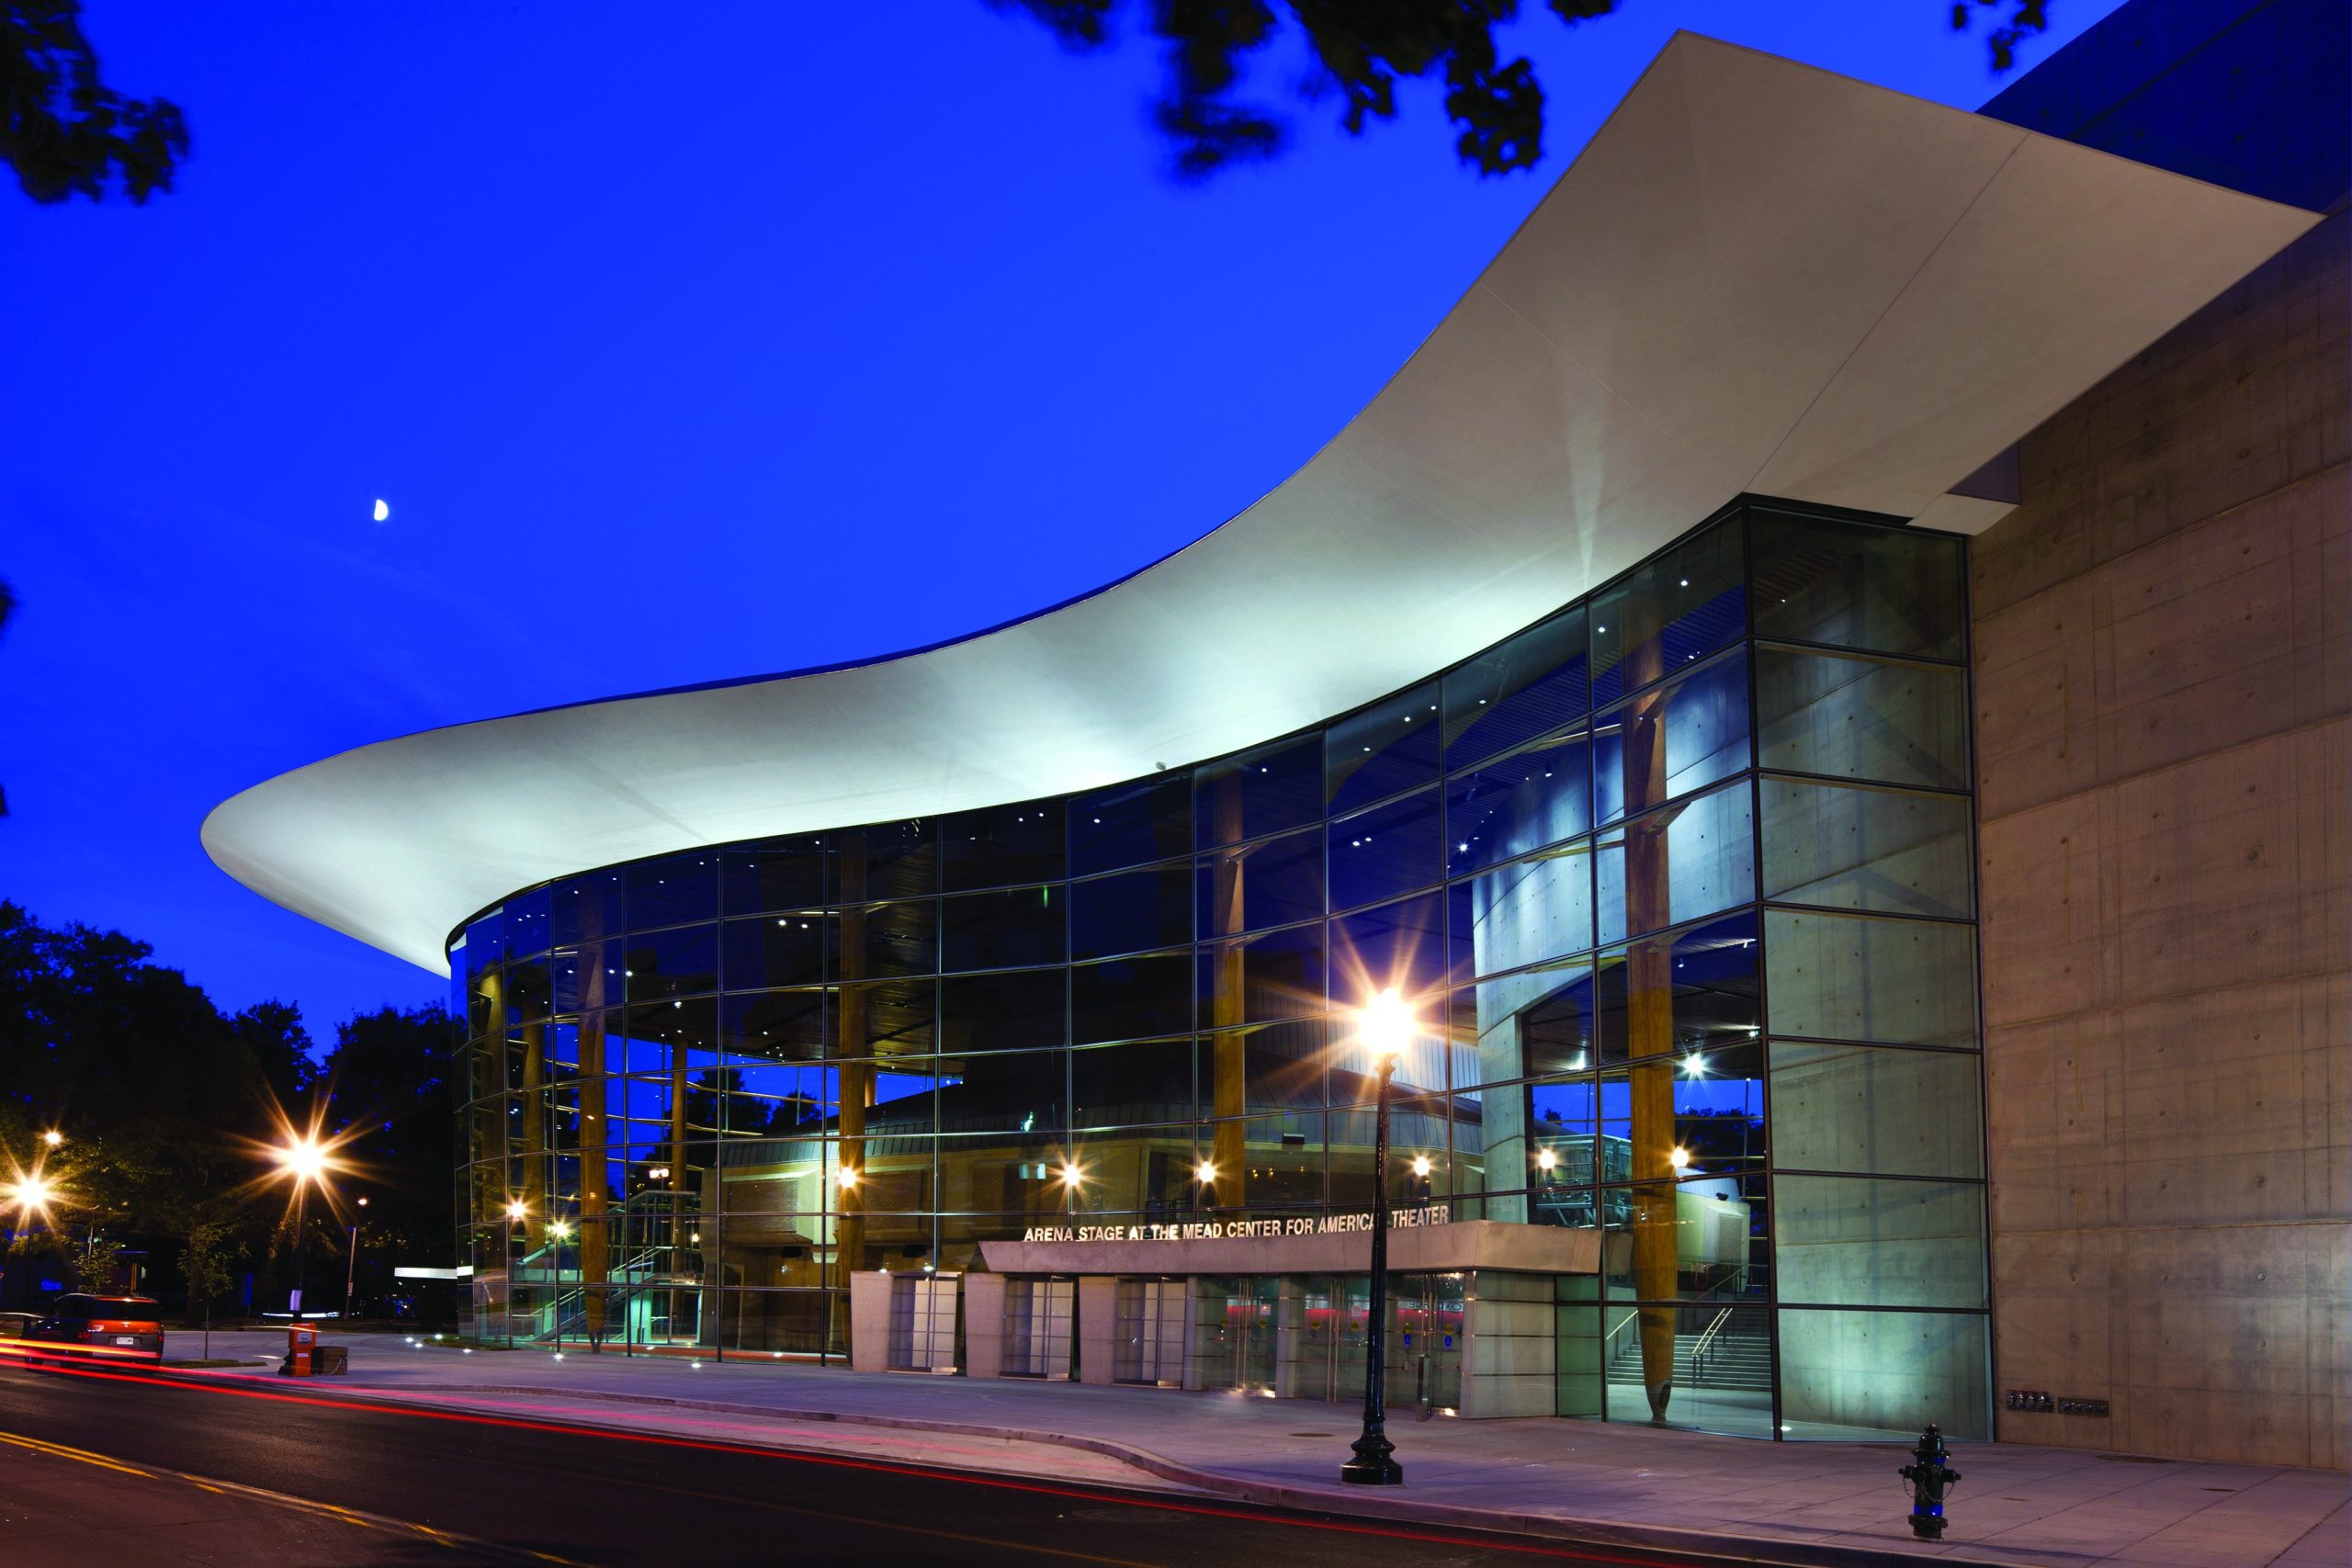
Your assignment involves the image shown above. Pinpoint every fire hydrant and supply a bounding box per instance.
[1896,1424,1962,1540]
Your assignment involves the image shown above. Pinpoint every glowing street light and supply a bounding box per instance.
[267,1134,337,1313]
[1410,1154,1432,1179]
[1669,1145,1692,1172]
[1193,1159,1216,1186]
[6,1174,54,1216]
[40,1130,62,1148]
[1341,988,1412,1488]
[1057,1162,1083,1189]
[1680,1051,1707,1078]
[1536,1147,1558,1173]
[836,1166,860,1191]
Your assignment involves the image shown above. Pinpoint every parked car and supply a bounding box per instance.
[0,1311,37,1340]
[19,1293,165,1362]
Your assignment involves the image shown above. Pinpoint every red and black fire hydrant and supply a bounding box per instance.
[1896,1424,1962,1540]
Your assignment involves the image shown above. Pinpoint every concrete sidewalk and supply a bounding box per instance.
[178,1329,2345,1568]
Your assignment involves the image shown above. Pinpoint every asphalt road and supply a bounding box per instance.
[0,1356,1744,1568]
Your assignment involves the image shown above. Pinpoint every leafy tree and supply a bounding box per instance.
[179,1219,239,1358]
[2,0,187,203]
[997,1,2052,178]
[316,1004,459,1303]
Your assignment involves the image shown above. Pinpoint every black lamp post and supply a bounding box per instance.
[1342,989,1408,1487]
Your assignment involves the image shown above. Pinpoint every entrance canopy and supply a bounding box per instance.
[202,32,2320,974]
[978,1218,1599,1278]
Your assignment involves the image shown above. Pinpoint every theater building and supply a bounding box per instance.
[207,0,2346,1461]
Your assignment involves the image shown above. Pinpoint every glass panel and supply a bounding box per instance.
[828,820,935,902]
[1751,508,1966,662]
[1774,1176,1987,1309]
[1449,841,1592,982]
[1593,912,1761,1066]
[941,801,1063,892]
[841,899,935,979]
[1765,908,1978,1049]
[1195,826,1324,937]
[722,913,827,991]
[1328,788,1442,912]
[503,888,550,960]
[1598,1177,1770,1304]
[1595,783,1754,945]
[505,953,552,1022]
[1070,951,1193,1044]
[1755,646,1969,791]
[1444,604,1588,769]
[1195,732,1322,850]
[1776,1308,1991,1440]
[721,837,827,915]
[1453,962,1596,1088]
[621,923,718,998]
[1070,862,1192,961]
[1195,924,1325,1027]
[551,870,625,945]
[942,886,1062,973]
[1330,894,1445,1015]
[939,968,1065,1053]
[1327,681,1442,814]
[1761,778,1973,919]
[1198,1019,1331,1115]
[1445,729,1590,877]
[625,854,718,931]
[830,976,934,1059]
[721,989,826,1061]
[1072,1037,1193,1128]
[938,1050,1066,1134]
[1591,520,1745,706]
[1070,773,1191,877]
[1593,649,1749,825]
[1770,1041,1984,1179]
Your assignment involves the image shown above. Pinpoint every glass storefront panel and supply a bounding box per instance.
[1776,1308,1990,1441]
[1445,728,1591,877]
[1070,861,1193,960]
[1769,1041,1984,1179]
[1327,680,1442,814]
[1751,506,1966,663]
[1760,777,1973,919]
[1755,646,1969,791]
[1444,604,1589,770]
[1593,649,1751,826]
[1774,1175,1986,1309]
[1594,783,1754,946]
[1764,908,1978,1049]
[1449,841,1593,982]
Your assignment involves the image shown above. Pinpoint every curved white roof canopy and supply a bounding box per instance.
[205,33,2319,976]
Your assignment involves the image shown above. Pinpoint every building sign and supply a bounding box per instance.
[1022,1205,1451,1245]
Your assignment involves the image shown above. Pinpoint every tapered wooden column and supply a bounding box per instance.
[1618,594,1680,1421]
[578,954,611,1344]
[1208,774,1246,1206]
[834,843,873,1328]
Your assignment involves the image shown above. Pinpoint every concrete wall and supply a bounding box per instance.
[1970,175,2348,1464]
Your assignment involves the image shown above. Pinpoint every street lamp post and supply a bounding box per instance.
[504,1201,526,1348]
[271,1134,331,1315]
[1342,989,1409,1487]
[345,1195,368,1319]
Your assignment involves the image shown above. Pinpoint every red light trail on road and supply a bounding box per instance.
[16,1359,1701,1565]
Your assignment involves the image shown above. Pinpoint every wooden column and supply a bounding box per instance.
[1619,592,1680,1421]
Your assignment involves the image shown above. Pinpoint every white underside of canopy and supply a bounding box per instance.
[202,33,2321,975]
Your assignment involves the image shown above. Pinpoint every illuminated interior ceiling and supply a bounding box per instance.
[203,32,2321,976]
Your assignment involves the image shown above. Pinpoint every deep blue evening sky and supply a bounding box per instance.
[1,2,2122,1044]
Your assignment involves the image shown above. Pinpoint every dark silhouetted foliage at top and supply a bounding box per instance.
[3,0,187,203]
[994,1,2053,178]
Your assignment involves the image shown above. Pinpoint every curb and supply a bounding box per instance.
[241,1371,2103,1568]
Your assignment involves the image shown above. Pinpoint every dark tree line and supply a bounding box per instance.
[2,3,2053,206]
[0,901,454,1321]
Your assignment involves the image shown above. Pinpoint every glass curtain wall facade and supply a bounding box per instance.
[450,497,1990,1439]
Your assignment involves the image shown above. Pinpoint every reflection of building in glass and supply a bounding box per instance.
[205,4,2344,1461]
